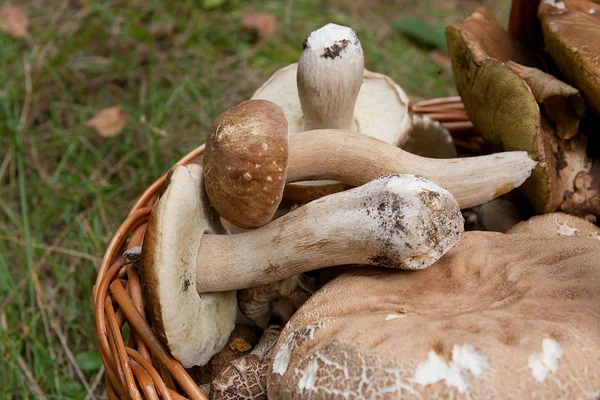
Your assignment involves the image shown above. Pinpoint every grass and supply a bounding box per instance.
[0,0,510,398]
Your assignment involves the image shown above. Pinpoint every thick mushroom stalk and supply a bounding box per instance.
[286,130,536,209]
[297,23,364,131]
[204,100,535,230]
[196,174,463,293]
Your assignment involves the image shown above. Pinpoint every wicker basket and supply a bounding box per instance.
[93,96,477,400]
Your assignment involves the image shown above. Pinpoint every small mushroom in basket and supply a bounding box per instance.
[142,165,463,367]
[268,232,600,398]
[203,99,535,229]
[212,323,283,400]
[238,274,316,329]
[188,324,261,386]
[403,115,457,159]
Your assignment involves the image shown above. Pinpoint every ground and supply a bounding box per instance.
[0,0,509,398]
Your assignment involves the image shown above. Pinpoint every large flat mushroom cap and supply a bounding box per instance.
[251,63,412,146]
[141,164,237,368]
[539,1,600,115]
[268,232,600,398]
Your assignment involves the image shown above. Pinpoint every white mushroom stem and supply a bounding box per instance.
[286,130,537,209]
[298,23,364,131]
[196,175,463,293]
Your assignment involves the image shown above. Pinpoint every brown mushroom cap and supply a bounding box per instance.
[447,7,591,214]
[203,100,289,229]
[268,231,600,398]
[539,0,600,115]
[507,211,600,239]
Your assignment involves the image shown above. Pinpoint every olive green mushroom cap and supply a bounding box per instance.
[446,7,590,215]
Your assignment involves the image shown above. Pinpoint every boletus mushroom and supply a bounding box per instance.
[252,23,412,145]
[403,115,457,159]
[204,99,535,228]
[197,172,464,292]
[446,7,598,216]
[251,23,413,202]
[142,165,463,366]
[539,0,600,115]
[268,232,600,398]
[212,323,282,400]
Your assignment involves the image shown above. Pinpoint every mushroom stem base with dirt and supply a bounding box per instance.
[196,174,463,293]
[285,130,536,209]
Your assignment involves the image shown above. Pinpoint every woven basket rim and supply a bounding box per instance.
[93,97,475,400]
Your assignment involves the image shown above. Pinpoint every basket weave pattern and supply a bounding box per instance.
[93,97,475,400]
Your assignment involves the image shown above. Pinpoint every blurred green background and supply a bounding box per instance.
[0,0,510,398]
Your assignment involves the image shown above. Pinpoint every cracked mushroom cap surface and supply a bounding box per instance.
[507,212,600,239]
[251,63,412,146]
[203,100,289,229]
[539,0,600,115]
[447,6,589,214]
[141,164,237,368]
[267,231,600,399]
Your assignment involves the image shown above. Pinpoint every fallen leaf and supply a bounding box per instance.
[86,106,129,138]
[0,5,28,38]
[242,12,277,40]
[149,20,175,38]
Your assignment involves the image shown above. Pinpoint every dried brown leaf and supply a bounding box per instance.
[149,20,175,38]
[86,106,129,138]
[0,5,28,38]
[241,12,277,40]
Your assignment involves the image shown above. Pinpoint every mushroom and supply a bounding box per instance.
[268,231,600,398]
[474,196,527,233]
[403,115,457,159]
[252,23,412,201]
[188,324,261,386]
[538,0,600,115]
[252,23,412,145]
[507,212,600,239]
[142,165,462,366]
[196,172,464,293]
[212,323,282,400]
[141,164,237,368]
[238,274,316,328]
[446,7,598,216]
[203,99,535,228]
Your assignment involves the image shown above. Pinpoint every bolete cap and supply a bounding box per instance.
[268,231,600,398]
[539,0,600,115]
[203,99,289,229]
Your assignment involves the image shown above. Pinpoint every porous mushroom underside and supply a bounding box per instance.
[267,232,600,399]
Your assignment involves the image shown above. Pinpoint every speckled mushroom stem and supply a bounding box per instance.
[298,23,364,131]
[196,175,463,293]
[285,130,537,209]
